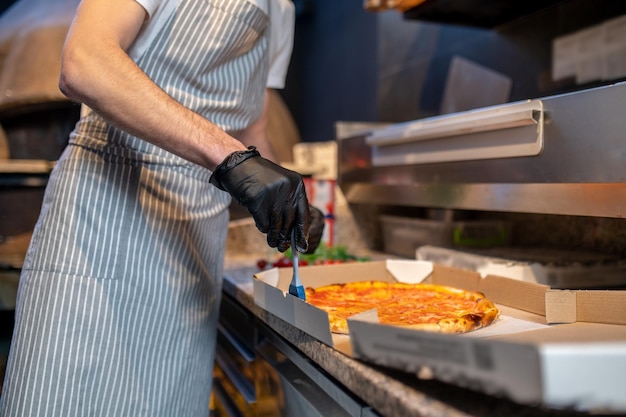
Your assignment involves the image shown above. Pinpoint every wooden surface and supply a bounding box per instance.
[0,159,54,173]
[0,125,8,159]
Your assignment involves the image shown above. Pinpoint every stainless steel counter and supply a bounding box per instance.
[221,258,612,417]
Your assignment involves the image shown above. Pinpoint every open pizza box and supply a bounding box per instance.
[253,260,626,413]
[416,244,626,289]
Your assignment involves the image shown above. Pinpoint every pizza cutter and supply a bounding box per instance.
[288,229,306,300]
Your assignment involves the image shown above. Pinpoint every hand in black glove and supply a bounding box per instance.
[210,146,323,253]
[305,205,325,255]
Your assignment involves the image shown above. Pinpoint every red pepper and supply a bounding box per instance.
[272,257,292,268]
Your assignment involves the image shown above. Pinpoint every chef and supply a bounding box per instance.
[0,0,323,416]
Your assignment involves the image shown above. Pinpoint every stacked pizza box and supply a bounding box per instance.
[416,245,626,289]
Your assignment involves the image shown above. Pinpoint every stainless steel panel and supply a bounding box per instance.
[338,82,626,217]
[343,183,626,218]
[218,323,255,362]
[257,325,365,417]
[256,341,357,417]
[215,344,256,404]
[213,378,248,417]
[367,99,544,166]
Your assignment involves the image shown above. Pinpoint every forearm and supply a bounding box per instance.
[236,90,279,163]
[61,54,243,169]
[58,0,246,171]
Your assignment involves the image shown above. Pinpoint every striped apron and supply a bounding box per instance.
[0,1,269,416]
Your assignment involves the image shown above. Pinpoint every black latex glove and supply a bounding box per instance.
[305,205,325,255]
[210,146,313,253]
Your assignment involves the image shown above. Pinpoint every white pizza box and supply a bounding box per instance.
[416,244,626,289]
[253,260,626,412]
[349,313,626,413]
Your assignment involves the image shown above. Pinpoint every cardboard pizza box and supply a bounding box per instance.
[252,260,626,413]
[416,244,626,289]
[253,260,409,355]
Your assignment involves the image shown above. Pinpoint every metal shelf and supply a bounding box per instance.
[337,82,626,218]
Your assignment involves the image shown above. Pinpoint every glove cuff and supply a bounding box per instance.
[210,146,261,190]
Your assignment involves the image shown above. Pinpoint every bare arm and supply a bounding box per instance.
[59,0,247,170]
[235,89,279,163]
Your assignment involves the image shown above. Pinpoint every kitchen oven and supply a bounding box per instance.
[338,81,626,219]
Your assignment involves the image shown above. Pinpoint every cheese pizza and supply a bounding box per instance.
[305,280,499,334]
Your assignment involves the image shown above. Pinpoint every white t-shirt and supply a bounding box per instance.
[129,0,294,89]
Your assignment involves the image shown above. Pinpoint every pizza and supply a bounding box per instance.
[305,280,499,334]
